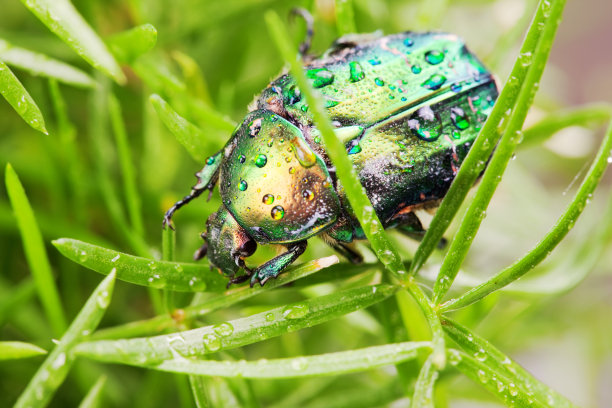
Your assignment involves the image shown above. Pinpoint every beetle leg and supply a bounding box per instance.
[250,241,308,287]
[164,188,206,230]
[290,8,314,56]
[328,241,363,264]
[395,212,447,249]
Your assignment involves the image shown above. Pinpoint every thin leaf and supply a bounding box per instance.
[411,354,438,408]
[442,317,575,407]
[150,93,210,162]
[5,163,66,336]
[0,61,48,133]
[105,341,429,378]
[75,284,397,364]
[0,341,47,360]
[19,0,126,84]
[432,0,567,304]
[409,0,555,276]
[52,238,228,292]
[78,376,107,408]
[0,38,95,87]
[108,93,144,237]
[90,255,339,340]
[447,348,550,408]
[14,271,116,408]
[107,24,157,64]
[335,0,356,35]
[441,116,612,312]
[264,9,446,369]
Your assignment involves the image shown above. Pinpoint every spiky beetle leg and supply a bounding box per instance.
[290,8,314,57]
[163,150,223,229]
[250,241,308,287]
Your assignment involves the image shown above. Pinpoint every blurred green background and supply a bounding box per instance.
[1,0,611,407]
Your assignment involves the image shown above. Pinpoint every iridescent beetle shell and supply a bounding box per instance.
[165,31,498,286]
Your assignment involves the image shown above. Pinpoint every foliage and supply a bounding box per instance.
[1,0,610,407]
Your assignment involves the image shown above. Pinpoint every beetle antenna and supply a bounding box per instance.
[290,8,314,56]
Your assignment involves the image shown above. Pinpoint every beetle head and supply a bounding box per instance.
[204,206,257,277]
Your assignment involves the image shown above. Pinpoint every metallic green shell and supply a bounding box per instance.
[257,32,498,236]
[219,110,341,244]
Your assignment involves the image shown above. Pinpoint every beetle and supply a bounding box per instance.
[163,14,499,287]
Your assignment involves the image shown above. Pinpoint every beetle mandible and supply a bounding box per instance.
[163,12,499,287]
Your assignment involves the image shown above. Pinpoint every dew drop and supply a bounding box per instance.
[424,50,444,65]
[477,369,488,383]
[262,194,274,205]
[238,180,248,191]
[306,68,334,88]
[411,65,422,74]
[348,143,362,155]
[271,206,285,220]
[450,83,462,93]
[368,56,381,66]
[238,154,246,164]
[403,38,414,47]
[374,77,384,86]
[407,106,442,141]
[348,61,365,82]
[289,167,296,174]
[291,356,308,371]
[206,156,215,165]
[97,290,110,308]
[202,333,221,351]
[289,135,317,167]
[302,190,314,201]
[254,154,267,168]
[282,303,310,319]
[265,312,275,322]
[78,251,88,263]
[508,383,518,397]
[421,74,447,90]
[450,107,469,130]
[212,322,234,337]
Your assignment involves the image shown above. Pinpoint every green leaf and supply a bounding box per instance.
[0,341,47,360]
[335,0,356,36]
[77,376,107,408]
[432,0,567,304]
[409,0,557,276]
[75,284,397,364]
[411,354,438,408]
[442,318,576,407]
[441,115,612,312]
[107,24,157,64]
[5,163,66,336]
[14,271,116,408]
[19,0,125,84]
[0,38,95,87]
[150,93,210,162]
[52,238,228,292]
[91,255,339,340]
[102,341,429,378]
[0,61,48,134]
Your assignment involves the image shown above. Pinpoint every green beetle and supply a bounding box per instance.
[164,20,498,287]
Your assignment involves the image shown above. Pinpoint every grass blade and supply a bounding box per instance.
[14,271,116,408]
[0,38,95,87]
[52,238,228,292]
[77,376,107,408]
[91,255,339,339]
[432,0,567,304]
[0,341,47,360]
[75,284,397,364]
[19,0,125,84]
[153,341,429,378]
[0,60,48,134]
[410,355,438,408]
[107,24,157,64]
[265,9,446,369]
[442,317,575,407]
[5,163,66,336]
[441,116,612,311]
[108,93,144,237]
[335,0,356,36]
[409,0,554,276]
[150,93,210,162]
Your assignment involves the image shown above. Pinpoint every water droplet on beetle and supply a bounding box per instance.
[289,167,296,174]
[368,57,381,66]
[302,190,314,201]
[289,135,317,167]
[408,106,442,141]
[238,180,248,191]
[271,206,284,220]
[206,156,215,165]
[403,38,414,47]
[421,74,447,90]
[450,107,469,130]
[348,61,365,82]
[306,68,334,88]
[262,194,274,205]
[254,154,267,168]
[424,50,444,65]
[450,83,462,93]
[238,154,246,164]
[374,77,384,86]
[348,143,362,155]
